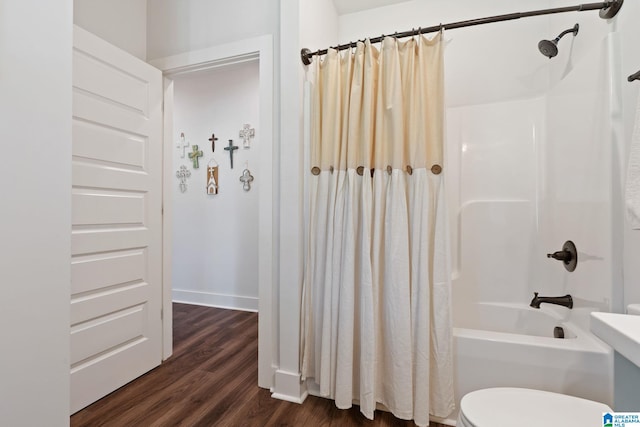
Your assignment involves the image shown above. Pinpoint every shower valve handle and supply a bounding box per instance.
[546,240,578,272]
[547,250,572,262]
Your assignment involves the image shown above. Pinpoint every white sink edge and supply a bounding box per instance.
[590,312,640,369]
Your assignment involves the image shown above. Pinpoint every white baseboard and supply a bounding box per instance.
[172,289,258,312]
[271,390,309,404]
[271,369,308,404]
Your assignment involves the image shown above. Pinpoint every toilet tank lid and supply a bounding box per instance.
[460,387,611,427]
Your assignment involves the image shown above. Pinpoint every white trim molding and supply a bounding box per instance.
[272,369,308,404]
[173,290,258,312]
[161,77,174,361]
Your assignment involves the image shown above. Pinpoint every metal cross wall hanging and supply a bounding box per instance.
[239,168,254,191]
[224,139,239,169]
[239,124,255,149]
[176,132,190,158]
[188,145,204,168]
[176,165,191,193]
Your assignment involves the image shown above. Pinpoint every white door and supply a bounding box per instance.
[70,26,164,414]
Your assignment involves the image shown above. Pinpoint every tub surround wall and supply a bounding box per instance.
[542,34,616,315]
[447,98,544,319]
[548,0,640,309]
[616,1,640,307]
[448,34,618,322]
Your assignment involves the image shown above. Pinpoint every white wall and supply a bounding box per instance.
[147,0,280,60]
[336,0,552,107]
[0,1,72,425]
[74,0,147,60]
[172,61,260,311]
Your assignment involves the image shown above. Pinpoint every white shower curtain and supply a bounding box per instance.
[300,33,454,426]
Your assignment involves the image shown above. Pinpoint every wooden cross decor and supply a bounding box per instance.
[208,133,218,152]
[176,132,190,158]
[207,165,219,195]
[188,145,204,169]
[224,140,239,169]
[239,124,255,149]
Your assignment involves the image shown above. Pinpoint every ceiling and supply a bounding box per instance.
[332,0,413,15]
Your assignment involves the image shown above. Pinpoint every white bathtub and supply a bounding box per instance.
[443,302,613,424]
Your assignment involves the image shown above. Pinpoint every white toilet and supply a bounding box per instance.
[457,387,611,427]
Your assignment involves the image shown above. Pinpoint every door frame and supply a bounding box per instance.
[149,35,275,389]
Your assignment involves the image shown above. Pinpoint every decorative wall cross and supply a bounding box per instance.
[239,124,255,149]
[188,145,204,168]
[224,140,239,169]
[239,169,254,191]
[176,165,191,193]
[209,133,218,152]
[176,132,190,158]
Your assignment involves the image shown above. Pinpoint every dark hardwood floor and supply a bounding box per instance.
[71,303,452,427]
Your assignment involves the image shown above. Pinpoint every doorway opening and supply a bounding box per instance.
[154,36,275,389]
[171,61,260,311]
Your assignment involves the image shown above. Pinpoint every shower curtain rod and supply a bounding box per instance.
[300,0,624,65]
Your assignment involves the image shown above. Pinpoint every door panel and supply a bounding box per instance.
[71,26,163,414]
[71,250,145,294]
[73,50,149,115]
[73,121,146,168]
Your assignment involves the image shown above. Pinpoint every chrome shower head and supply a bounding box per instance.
[539,23,579,58]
